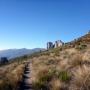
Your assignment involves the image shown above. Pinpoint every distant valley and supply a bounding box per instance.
[0,48,44,59]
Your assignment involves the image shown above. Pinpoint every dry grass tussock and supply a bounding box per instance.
[31,46,90,90]
[49,78,64,90]
[69,65,90,90]
[0,62,26,90]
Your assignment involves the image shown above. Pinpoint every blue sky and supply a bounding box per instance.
[0,0,90,50]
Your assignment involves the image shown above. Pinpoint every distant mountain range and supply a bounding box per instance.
[0,48,45,59]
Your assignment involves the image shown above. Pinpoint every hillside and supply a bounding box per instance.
[66,32,90,47]
[30,33,90,90]
[0,56,27,90]
[0,33,90,90]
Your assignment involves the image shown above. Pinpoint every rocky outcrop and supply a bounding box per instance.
[47,42,54,49]
[47,40,64,49]
[54,40,64,48]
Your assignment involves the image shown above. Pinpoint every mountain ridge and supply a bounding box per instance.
[0,48,45,59]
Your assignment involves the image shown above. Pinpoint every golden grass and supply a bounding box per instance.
[0,44,90,90]
[0,62,26,90]
[68,53,83,67]
[49,78,63,90]
[31,46,90,90]
[69,65,90,90]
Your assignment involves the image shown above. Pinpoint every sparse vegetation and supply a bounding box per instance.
[69,65,90,90]
[58,71,70,82]
[31,38,90,90]
[0,33,90,90]
[0,58,27,90]
[75,44,87,50]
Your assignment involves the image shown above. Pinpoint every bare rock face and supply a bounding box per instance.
[47,40,64,49]
[47,42,54,49]
[54,40,64,48]
[47,31,90,49]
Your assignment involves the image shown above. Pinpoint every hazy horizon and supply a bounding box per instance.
[0,47,45,50]
[0,0,90,50]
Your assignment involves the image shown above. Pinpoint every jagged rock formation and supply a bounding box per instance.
[54,40,64,48]
[47,40,64,49]
[47,42,54,49]
[47,31,90,49]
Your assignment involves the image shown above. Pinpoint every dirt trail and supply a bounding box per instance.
[19,62,33,90]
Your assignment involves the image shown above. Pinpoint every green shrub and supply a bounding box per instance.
[58,71,70,82]
[75,44,87,50]
[33,69,56,90]
[33,71,50,90]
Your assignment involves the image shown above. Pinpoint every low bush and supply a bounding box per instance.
[69,65,90,90]
[57,71,70,82]
[33,68,56,90]
[75,44,87,50]
[0,63,25,90]
[68,54,83,67]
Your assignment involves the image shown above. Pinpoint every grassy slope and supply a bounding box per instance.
[0,33,90,90]
[0,46,90,90]
[31,44,90,90]
[0,58,28,90]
